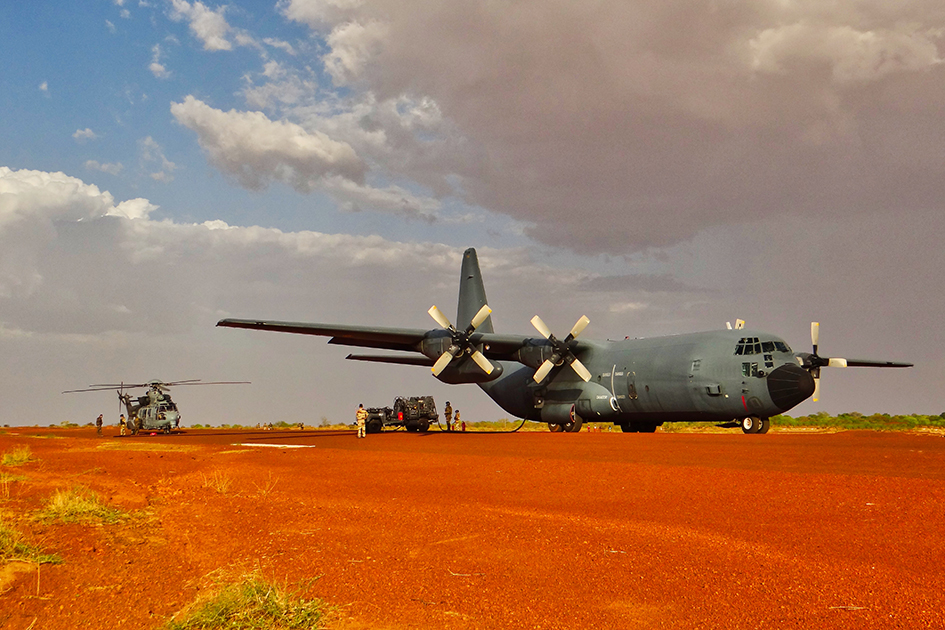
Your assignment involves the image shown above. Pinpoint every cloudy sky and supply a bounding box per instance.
[1,0,941,427]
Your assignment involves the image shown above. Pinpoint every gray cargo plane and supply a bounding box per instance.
[217,248,911,434]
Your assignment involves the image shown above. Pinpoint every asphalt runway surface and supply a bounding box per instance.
[3,427,945,629]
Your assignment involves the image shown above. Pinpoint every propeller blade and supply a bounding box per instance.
[811,322,820,353]
[428,305,453,330]
[469,304,492,330]
[726,321,733,330]
[569,357,592,382]
[568,315,590,340]
[812,376,821,402]
[530,315,552,339]
[735,319,745,330]
[828,358,848,368]
[533,360,555,384]
[470,350,494,374]
[431,351,454,376]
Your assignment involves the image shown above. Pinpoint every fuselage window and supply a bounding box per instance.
[764,354,774,368]
[691,359,701,372]
[774,341,791,353]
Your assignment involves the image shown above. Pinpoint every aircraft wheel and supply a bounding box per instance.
[562,418,583,432]
[741,417,762,434]
[548,423,564,433]
[757,418,770,434]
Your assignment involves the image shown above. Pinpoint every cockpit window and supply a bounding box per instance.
[735,337,792,355]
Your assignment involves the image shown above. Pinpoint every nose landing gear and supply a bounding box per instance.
[741,416,770,434]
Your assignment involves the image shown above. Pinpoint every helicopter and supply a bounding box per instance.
[62,379,249,434]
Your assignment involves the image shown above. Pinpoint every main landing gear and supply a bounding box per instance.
[740,416,770,434]
[619,420,659,433]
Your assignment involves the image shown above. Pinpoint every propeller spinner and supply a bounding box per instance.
[530,315,592,384]
[802,322,848,402]
[427,304,495,377]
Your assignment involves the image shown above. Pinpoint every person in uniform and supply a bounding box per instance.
[355,403,368,438]
[96,414,103,436]
[119,414,127,436]
[455,410,465,432]
[443,401,453,432]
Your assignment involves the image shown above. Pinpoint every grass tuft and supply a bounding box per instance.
[202,471,234,494]
[163,573,326,630]
[35,486,127,524]
[2,446,35,466]
[0,518,62,565]
[1,472,27,500]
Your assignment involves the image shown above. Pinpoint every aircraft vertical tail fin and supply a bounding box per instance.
[457,248,494,333]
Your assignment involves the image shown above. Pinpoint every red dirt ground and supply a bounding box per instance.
[2,426,945,629]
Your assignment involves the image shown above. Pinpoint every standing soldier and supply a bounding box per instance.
[443,401,453,432]
[96,414,103,436]
[355,403,368,439]
[455,409,465,432]
[119,413,127,436]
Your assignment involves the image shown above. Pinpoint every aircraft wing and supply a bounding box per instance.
[216,318,430,353]
[844,359,913,368]
[217,318,579,367]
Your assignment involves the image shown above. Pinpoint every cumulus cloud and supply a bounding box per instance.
[273,0,945,253]
[170,95,366,190]
[73,128,98,142]
[168,0,232,51]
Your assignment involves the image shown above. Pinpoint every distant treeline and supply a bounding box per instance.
[771,411,945,431]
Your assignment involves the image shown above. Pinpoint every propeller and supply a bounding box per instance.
[726,319,746,330]
[530,315,592,384]
[427,304,495,377]
[801,322,848,402]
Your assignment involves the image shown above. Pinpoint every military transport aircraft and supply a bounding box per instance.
[217,248,911,434]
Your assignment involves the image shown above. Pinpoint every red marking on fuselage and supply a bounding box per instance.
[741,395,749,413]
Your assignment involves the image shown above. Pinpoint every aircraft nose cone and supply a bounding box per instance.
[766,364,815,411]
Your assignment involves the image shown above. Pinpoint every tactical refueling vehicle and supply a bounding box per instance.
[365,396,438,433]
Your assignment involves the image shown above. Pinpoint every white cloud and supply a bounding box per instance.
[85,160,124,175]
[138,136,177,182]
[38,81,48,94]
[323,20,388,85]
[168,0,232,51]
[170,95,366,190]
[73,128,98,142]
[150,44,172,79]
[106,20,117,33]
[263,37,297,55]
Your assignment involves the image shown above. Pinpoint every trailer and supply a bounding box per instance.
[365,396,438,433]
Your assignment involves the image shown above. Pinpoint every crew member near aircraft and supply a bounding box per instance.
[96,414,103,436]
[355,404,368,439]
[443,401,453,432]
[119,413,126,436]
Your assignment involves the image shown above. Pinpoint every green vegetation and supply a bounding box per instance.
[0,518,62,565]
[163,573,326,630]
[772,412,945,431]
[35,486,127,524]
[1,446,35,466]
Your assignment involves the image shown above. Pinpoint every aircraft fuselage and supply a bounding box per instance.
[479,329,813,428]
